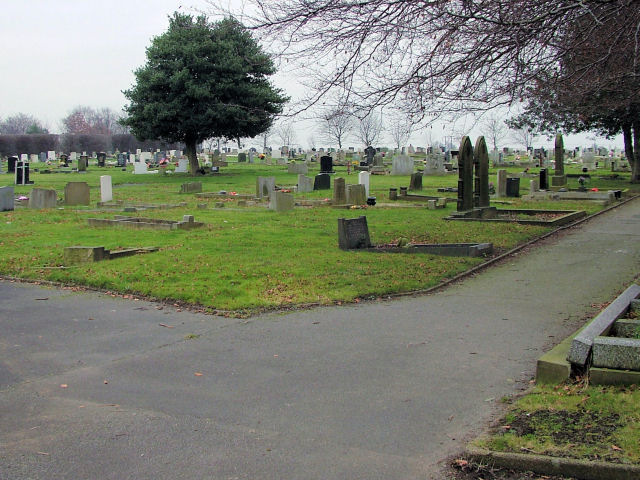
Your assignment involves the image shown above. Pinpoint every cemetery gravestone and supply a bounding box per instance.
[457,137,474,211]
[373,153,384,167]
[338,216,372,250]
[8,156,17,173]
[333,177,346,204]
[15,161,32,185]
[60,154,69,166]
[473,136,490,208]
[97,152,107,167]
[0,186,14,211]
[539,168,549,190]
[346,184,366,205]
[314,173,331,190]
[78,155,88,172]
[180,182,202,194]
[320,155,334,173]
[358,171,370,197]
[297,175,314,193]
[496,170,507,198]
[409,172,422,191]
[29,188,57,209]
[64,182,90,206]
[551,133,567,187]
[100,175,113,203]
[391,155,413,175]
[288,163,308,175]
[256,176,276,198]
[269,191,295,212]
[364,146,376,166]
[175,158,189,173]
[47,151,56,161]
[117,153,126,167]
[238,152,247,163]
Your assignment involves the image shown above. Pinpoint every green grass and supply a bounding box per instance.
[474,383,640,465]
[1,159,637,313]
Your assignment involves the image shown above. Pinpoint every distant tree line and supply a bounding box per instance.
[0,134,183,158]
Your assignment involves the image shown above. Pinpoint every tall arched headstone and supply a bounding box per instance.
[551,133,567,187]
[474,136,490,208]
[457,136,474,211]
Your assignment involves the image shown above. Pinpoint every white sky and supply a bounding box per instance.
[0,0,623,151]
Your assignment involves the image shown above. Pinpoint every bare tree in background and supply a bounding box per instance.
[61,106,127,135]
[357,111,384,147]
[318,106,353,149]
[388,115,414,150]
[275,121,296,147]
[208,1,639,121]
[0,113,46,134]
[510,126,538,151]
[481,114,508,152]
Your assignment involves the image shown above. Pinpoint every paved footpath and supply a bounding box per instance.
[2,198,639,480]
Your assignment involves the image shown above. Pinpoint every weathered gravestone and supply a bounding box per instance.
[391,155,413,176]
[551,133,567,187]
[333,177,346,204]
[346,184,367,205]
[457,137,474,211]
[7,156,17,173]
[97,152,107,167]
[288,163,308,175]
[423,154,446,176]
[314,173,331,190]
[297,175,314,193]
[539,168,549,190]
[175,158,189,173]
[29,188,57,209]
[78,155,88,172]
[256,176,276,198]
[457,136,490,210]
[237,152,247,163]
[180,182,202,194]
[409,172,422,191]
[64,182,90,206]
[473,136,490,208]
[269,191,295,212]
[100,175,113,203]
[0,186,14,211]
[364,146,376,166]
[117,153,126,167]
[338,216,372,250]
[496,169,507,197]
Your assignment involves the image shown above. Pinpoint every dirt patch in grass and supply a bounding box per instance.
[506,409,621,446]
[448,457,576,479]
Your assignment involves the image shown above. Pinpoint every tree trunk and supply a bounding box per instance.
[185,138,199,175]
[622,123,633,163]
[632,119,640,183]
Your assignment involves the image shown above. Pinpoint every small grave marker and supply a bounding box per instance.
[338,216,372,250]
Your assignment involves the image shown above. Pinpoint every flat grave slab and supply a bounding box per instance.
[446,208,586,226]
[87,214,204,231]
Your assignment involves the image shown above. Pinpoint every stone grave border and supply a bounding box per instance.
[87,215,204,231]
[64,246,158,265]
[445,208,586,226]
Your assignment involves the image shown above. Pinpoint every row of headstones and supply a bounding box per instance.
[0,176,114,212]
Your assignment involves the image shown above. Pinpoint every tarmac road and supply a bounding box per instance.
[1,198,639,480]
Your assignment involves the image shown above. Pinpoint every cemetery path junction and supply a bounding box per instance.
[1,197,639,479]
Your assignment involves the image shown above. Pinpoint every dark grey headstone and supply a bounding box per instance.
[314,173,331,190]
[457,136,473,211]
[320,155,333,173]
[338,216,372,250]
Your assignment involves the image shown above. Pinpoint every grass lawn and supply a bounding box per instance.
[472,382,640,466]
[1,158,637,313]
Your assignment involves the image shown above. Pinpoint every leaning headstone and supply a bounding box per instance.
[297,175,314,193]
[496,169,507,198]
[346,184,366,205]
[256,176,276,198]
[409,172,422,191]
[0,186,14,211]
[358,171,370,197]
[457,136,474,211]
[269,191,295,212]
[551,133,567,187]
[64,182,90,206]
[333,177,346,204]
[100,175,113,203]
[314,173,331,190]
[337,216,372,250]
[473,136,490,208]
[29,188,57,209]
[391,155,413,175]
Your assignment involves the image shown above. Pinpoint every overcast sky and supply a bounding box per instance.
[0,0,623,150]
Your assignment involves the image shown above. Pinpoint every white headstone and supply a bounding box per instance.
[70,152,77,161]
[134,162,149,174]
[391,155,414,175]
[358,171,370,197]
[175,158,189,173]
[47,151,56,160]
[100,175,113,203]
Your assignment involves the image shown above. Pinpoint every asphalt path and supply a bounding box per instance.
[1,198,639,479]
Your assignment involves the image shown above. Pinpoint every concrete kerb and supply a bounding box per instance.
[466,446,640,480]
